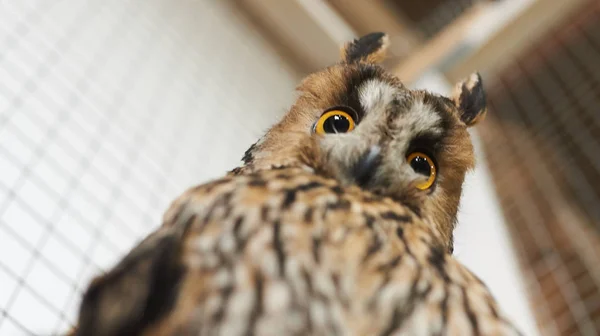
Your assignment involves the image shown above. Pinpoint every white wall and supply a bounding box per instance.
[0,1,299,334]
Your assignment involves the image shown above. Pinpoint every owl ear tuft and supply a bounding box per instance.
[452,72,487,127]
[341,32,389,64]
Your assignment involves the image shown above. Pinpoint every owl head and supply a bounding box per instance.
[233,32,487,251]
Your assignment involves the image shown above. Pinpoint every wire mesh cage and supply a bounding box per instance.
[0,1,300,334]
[384,0,481,39]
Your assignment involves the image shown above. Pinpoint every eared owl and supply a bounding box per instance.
[72,33,520,336]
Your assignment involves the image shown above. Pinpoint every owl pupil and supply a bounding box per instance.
[410,156,431,176]
[323,115,350,133]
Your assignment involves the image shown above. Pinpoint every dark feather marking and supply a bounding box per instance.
[260,206,269,222]
[407,262,423,301]
[364,214,376,229]
[386,99,401,125]
[421,282,433,298]
[203,191,234,225]
[344,32,385,64]
[273,220,286,277]
[461,286,480,335]
[211,284,234,325]
[381,211,411,222]
[362,231,383,264]
[242,142,258,164]
[301,268,314,332]
[379,260,429,336]
[368,254,404,310]
[441,285,449,331]
[396,226,404,239]
[330,185,344,194]
[282,182,324,210]
[367,271,391,311]
[428,246,451,283]
[296,181,324,191]
[331,273,340,290]
[233,216,244,234]
[237,228,258,255]
[395,226,415,258]
[248,179,267,187]
[388,191,423,218]
[281,189,297,209]
[376,255,402,273]
[312,236,321,264]
[403,201,422,218]
[133,235,186,332]
[229,167,244,175]
[247,273,264,336]
[135,238,185,332]
[331,273,345,305]
[326,199,351,211]
[304,207,314,223]
[233,216,246,251]
[378,305,404,336]
[407,131,443,159]
[222,192,234,218]
[302,268,314,294]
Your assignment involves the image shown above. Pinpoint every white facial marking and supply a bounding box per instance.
[359,79,396,114]
[405,99,443,135]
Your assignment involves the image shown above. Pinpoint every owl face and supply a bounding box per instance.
[236,33,487,250]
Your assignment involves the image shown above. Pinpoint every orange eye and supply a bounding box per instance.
[406,152,437,190]
[314,110,356,134]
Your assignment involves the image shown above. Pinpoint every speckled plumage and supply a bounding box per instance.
[72,33,522,336]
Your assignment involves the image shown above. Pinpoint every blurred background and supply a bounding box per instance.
[0,0,598,335]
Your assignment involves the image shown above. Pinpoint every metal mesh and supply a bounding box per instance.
[479,2,600,335]
[384,0,480,39]
[0,1,300,334]
[413,0,478,38]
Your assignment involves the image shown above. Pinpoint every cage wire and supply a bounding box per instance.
[477,2,600,335]
[414,0,478,39]
[0,0,300,334]
[384,0,480,39]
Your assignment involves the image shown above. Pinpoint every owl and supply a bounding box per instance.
[71,33,521,336]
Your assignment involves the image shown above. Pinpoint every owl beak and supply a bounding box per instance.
[352,145,381,187]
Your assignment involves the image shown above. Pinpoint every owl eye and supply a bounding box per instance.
[406,152,437,190]
[314,108,356,134]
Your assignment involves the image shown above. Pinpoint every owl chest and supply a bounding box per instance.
[170,173,458,335]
